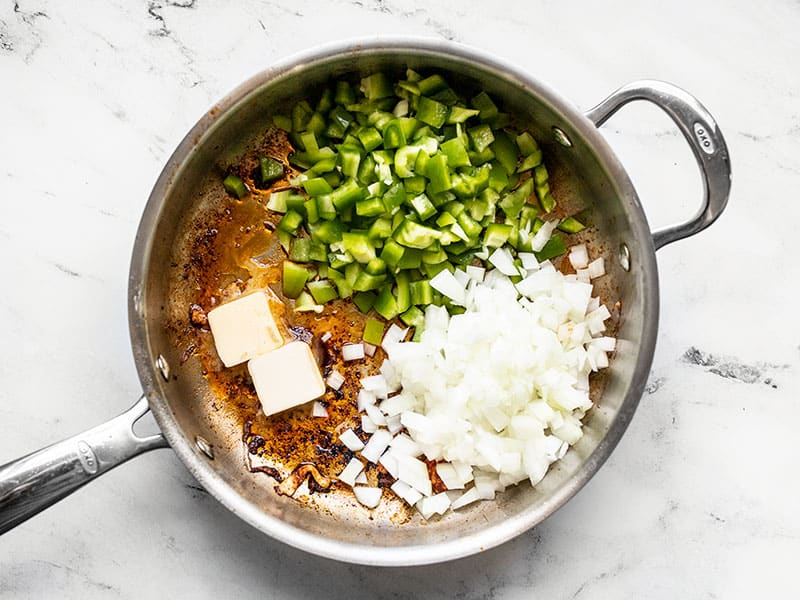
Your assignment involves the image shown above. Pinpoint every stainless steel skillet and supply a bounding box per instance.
[0,38,730,566]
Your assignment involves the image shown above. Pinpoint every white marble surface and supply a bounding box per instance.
[1,0,798,597]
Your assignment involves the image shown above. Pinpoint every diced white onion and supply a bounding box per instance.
[382,324,408,347]
[386,413,403,435]
[361,414,378,434]
[365,403,387,426]
[530,220,557,252]
[391,480,423,506]
[357,389,377,411]
[568,244,589,270]
[355,470,368,485]
[378,449,400,478]
[342,343,365,361]
[339,428,364,452]
[465,265,485,282]
[312,401,328,418]
[397,454,432,496]
[353,486,382,508]
[416,492,451,519]
[453,268,470,287]
[389,432,423,457]
[435,463,465,490]
[338,457,364,487]
[488,247,518,277]
[326,369,345,390]
[320,331,332,343]
[361,429,393,463]
[430,269,467,305]
[451,487,481,510]
[518,252,539,271]
[587,257,606,279]
[363,342,377,357]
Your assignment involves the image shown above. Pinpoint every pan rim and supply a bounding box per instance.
[127,36,659,566]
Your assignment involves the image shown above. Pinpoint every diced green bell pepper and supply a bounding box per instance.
[353,291,377,313]
[363,318,385,345]
[307,280,339,304]
[223,174,249,199]
[283,261,309,298]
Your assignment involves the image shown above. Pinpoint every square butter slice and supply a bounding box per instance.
[207,291,285,367]
[248,342,326,416]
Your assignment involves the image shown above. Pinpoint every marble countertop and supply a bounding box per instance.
[1,1,798,597]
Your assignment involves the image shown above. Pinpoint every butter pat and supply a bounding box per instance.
[248,342,325,416]
[207,291,285,367]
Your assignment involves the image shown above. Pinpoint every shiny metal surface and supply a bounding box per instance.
[0,396,166,534]
[585,80,731,250]
[0,38,730,565]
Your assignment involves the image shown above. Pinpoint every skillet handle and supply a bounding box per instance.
[585,80,731,250]
[0,396,168,534]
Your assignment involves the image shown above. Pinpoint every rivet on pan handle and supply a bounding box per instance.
[585,80,732,250]
[0,396,168,535]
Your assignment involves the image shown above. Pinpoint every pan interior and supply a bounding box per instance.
[133,43,656,563]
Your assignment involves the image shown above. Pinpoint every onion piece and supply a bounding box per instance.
[382,323,408,347]
[397,454,432,496]
[365,403,387,426]
[378,449,400,478]
[325,369,345,390]
[416,492,451,519]
[518,252,539,271]
[361,429,393,463]
[430,269,467,305]
[339,428,365,452]
[487,247,518,277]
[587,257,606,279]
[312,401,328,418]
[451,487,481,510]
[530,220,557,252]
[465,265,485,282]
[361,414,378,434]
[353,486,382,508]
[363,342,377,357]
[338,457,364,487]
[568,244,589,270]
[386,413,403,435]
[391,480,423,506]
[435,463,465,490]
[342,343,365,361]
[357,389,377,411]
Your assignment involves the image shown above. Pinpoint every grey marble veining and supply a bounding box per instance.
[1,0,799,598]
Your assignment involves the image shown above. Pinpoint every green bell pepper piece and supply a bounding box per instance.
[498,178,533,220]
[277,210,304,235]
[259,157,284,183]
[353,291,377,313]
[471,92,498,122]
[558,216,586,234]
[363,318,385,345]
[394,219,441,249]
[491,131,519,175]
[373,287,399,320]
[223,174,249,199]
[468,124,495,153]
[283,261,309,299]
[417,96,449,129]
[441,137,471,168]
[307,280,338,304]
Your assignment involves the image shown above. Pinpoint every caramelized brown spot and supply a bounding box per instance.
[189,303,208,327]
